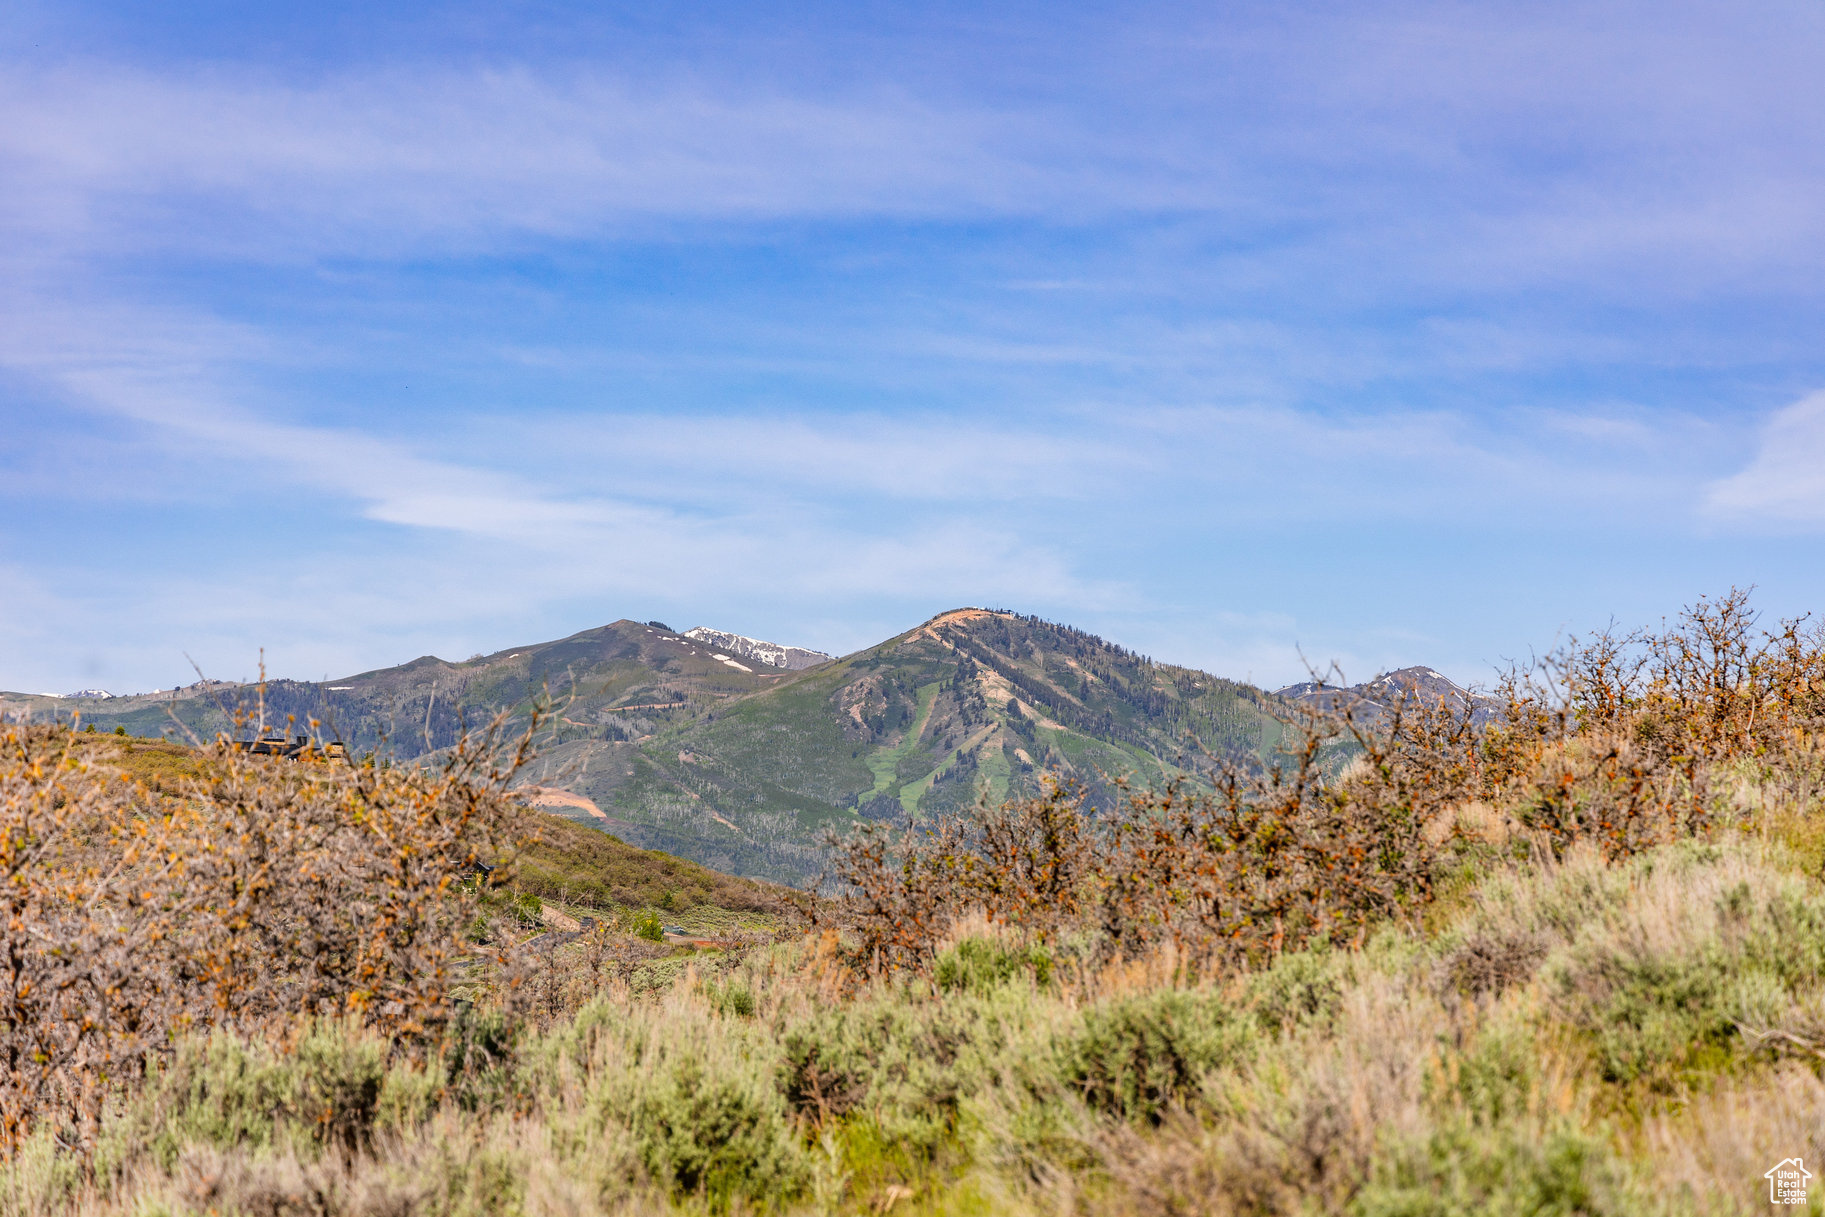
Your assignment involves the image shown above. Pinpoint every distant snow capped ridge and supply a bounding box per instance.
[1276,665,1501,726]
[38,679,236,700]
[682,627,833,671]
[1276,666,1458,702]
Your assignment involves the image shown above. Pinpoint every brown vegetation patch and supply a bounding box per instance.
[521,784,608,820]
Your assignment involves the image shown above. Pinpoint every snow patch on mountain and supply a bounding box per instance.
[1276,665,1499,726]
[683,627,833,671]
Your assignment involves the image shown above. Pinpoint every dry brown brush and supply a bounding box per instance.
[0,714,535,1153]
[1478,588,1825,857]
[827,689,1475,975]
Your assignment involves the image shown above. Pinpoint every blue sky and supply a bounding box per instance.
[5,0,1825,694]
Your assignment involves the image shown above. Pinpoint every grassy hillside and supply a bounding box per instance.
[512,812,803,917]
[88,732,211,789]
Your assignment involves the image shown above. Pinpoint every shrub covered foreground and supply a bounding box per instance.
[7,592,1825,1215]
[8,839,1825,1216]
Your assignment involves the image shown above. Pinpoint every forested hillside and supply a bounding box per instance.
[542,609,1288,883]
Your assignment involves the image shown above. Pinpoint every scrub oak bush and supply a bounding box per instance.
[0,712,535,1151]
[829,712,1464,973]
[829,590,1825,977]
[1477,588,1825,857]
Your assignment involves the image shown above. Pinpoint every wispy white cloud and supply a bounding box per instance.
[1097,403,1717,526]
[0,63,1075,259]
[3,0,1821,288]
[1705,391,1825,525]
[0,296,1142,693]
[501,412,1134,505]
[0,299,605,542]
[2,289,1722,539]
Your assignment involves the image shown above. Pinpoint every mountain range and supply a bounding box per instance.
[0,611,1481,886]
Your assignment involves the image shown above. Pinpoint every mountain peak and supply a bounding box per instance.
[1276,665,1498,724]
[924,607,1006,629]
[682,627,833,671]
